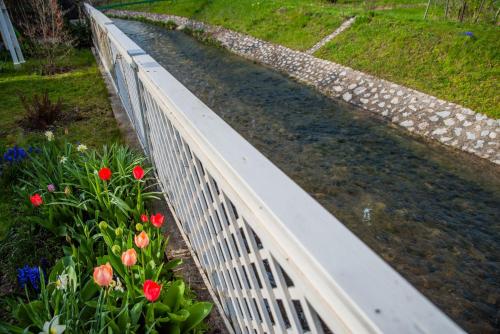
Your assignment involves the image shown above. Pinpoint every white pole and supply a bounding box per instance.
[0,0,25,65]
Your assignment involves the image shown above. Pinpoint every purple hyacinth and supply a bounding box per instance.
[47,184,56,192]
[2,146,27,164]
[17,265,44,292]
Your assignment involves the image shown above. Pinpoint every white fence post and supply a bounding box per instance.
[0,0,25,66]
[85,5,465,334]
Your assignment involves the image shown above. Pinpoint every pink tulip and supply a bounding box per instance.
[134,231,149,249]
[121,248,137,267]
[93,262,113,287]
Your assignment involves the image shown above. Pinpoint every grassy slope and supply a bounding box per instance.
[109,0,352,50]
[106,0,499,118]
[316,8,500,118]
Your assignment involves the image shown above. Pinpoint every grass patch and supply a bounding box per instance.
[0,49,122,148]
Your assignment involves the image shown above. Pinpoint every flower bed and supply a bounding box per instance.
[0,132,212,333]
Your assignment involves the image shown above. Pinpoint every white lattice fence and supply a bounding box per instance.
[85,5,463,334]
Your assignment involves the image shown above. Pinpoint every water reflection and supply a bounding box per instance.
[113,18,500,333]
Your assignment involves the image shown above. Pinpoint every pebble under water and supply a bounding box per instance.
[113,18,500,333]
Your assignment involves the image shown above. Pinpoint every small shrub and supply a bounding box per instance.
[20,91,63,130]
[69,18,93,49]
[18,0,74,75]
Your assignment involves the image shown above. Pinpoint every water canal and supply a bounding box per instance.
[112,18,500,332]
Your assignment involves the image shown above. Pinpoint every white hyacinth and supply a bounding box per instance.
[76,144,88,152]
[44,131,54,142]
[39,315,66,334]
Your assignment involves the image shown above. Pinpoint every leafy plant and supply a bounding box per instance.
[20,91,63,130]
[2,136,212,333]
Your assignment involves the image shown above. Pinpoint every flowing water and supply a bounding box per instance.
[113,18,500,332]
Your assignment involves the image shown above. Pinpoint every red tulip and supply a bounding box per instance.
[150,213,164,228]
[133,165,144,180]
[98,167,112,181]
[30,194,43,207]
[143,280,161,302]
[140,214,149,223]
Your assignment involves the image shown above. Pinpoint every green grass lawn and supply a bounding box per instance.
[104,0,499,118]
[0,48,121,245]
[0,49,121,148]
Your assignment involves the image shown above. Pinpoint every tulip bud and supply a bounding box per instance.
[112,245,121,256]
[149,260,156,269]
[114,227,123,237]
[64,186,71,196]
[99,221,108,230]
[135,223,143,231]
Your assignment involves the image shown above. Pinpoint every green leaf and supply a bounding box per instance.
[168,309,190,323]
[163,259,182,271]
[81,279,99,301]
[182,302,213,332]
[0,321,32,334]
[153,302,171,315]
[117,302,130,331]
[164,280,184,312]
[130,301,144,325]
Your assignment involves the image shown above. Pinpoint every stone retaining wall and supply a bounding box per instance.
[108,9,500,164]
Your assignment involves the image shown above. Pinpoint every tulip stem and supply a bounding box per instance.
[104,181,110,209]
[130,266,135,298]
[137,181,142,214]
[142,250,146,281]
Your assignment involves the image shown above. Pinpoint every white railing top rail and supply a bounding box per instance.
[85,4,464,333]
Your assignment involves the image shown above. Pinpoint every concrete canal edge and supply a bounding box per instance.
[107,10,500,165]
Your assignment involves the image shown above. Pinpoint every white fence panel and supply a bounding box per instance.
[85,5,464,334]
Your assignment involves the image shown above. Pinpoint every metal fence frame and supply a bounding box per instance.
[85,4,463,333]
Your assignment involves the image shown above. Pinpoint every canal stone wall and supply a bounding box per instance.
[107,10,500,165]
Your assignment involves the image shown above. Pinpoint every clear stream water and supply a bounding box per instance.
[113,19,500,333]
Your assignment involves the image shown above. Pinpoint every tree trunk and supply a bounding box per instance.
[444,0,450,18]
